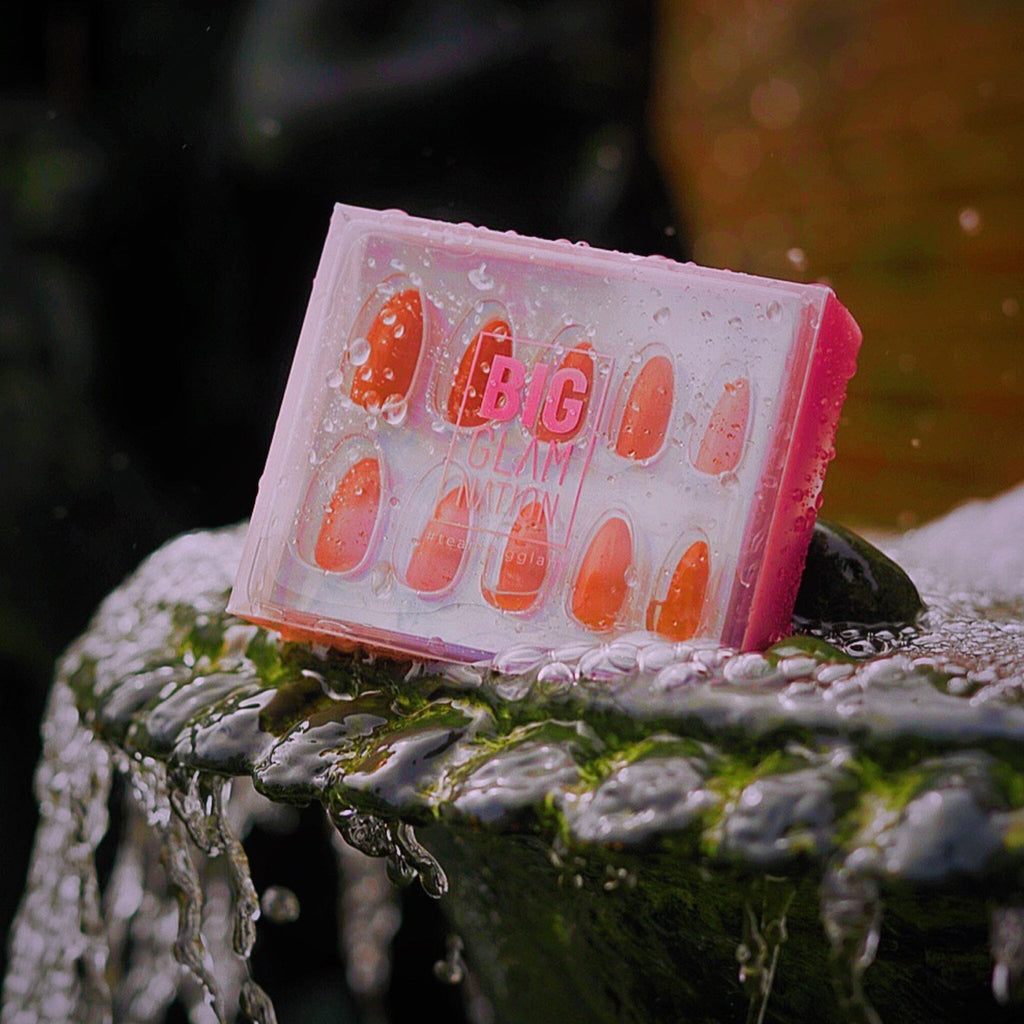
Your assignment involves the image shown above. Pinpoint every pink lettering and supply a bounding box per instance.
[478,354,523,421]
[466,425,493,470]
[492,429,515,476]
[540,367,588,435]
[521,363,549,428]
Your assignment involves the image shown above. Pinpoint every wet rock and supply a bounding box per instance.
[794,517,924,629]
[10,492,1024,1024]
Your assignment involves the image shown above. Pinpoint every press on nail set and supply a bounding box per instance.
[228,204,861,663]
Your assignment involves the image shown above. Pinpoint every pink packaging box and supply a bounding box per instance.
[228,204,861,663]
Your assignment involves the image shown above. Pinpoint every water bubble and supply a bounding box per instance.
[654,306,670,324]
[779,656,819,680]
[652,660,706,693]
[536,661,575,691]
[433,935,467,985]
[723,652,776,684]
[492,645,546,676]
[442,663,485,688]
[786,247,808,272]
[260,885,300,924]
[550,641,594,665]
[766,300,782,322]
[381,311,397,327]
[349,337,371,366]
[326,368,344,389]
[636,640,677,673]
[958,207,983,235]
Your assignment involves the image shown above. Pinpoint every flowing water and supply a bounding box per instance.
[4,485,1024,1023]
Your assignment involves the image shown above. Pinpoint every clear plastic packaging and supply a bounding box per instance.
[228,204,861,662]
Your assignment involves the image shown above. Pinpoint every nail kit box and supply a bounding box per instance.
[228,204,861,663]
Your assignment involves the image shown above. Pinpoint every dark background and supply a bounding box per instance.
[0,2,685,1019]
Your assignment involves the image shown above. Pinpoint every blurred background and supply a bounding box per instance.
[1,0,1022,1020]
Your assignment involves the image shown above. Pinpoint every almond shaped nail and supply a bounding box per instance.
[614,354,674,460]
[534,340,594,443]
[571,515,632,630]
[484,501,549,612]
[405,484,471,592]
[313,456,381,572]
[349,287,423,410]
[647,539,709,641]
[694,377,750,474]
[446,318,513,427]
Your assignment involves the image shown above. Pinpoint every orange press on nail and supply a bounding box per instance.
[229,204,861,663]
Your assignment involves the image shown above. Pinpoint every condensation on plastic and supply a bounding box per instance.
[228,204,861,663]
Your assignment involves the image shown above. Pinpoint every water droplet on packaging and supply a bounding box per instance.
[381,395,408,426]
[468,263,495,290]
[349,337,371,366]
[766,300,782,322]
[536,661,575,689]
[654,306,670,324]
[326,369,344,389]
[492,645,545,676]
[370,563,394,598]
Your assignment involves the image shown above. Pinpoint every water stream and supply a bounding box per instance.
[4,484,1024,1023]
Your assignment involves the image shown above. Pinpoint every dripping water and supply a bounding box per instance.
[735,876,796,1024]
[819,865,883,1024]
[2,680,112,1024]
